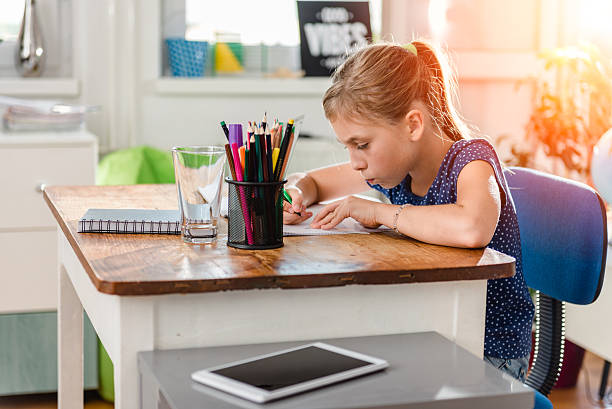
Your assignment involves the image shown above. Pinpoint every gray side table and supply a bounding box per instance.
[138,332,534,409]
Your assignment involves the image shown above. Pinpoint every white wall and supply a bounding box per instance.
[139,94,329,148]
[381,0,562,161]
[138,92,350,173]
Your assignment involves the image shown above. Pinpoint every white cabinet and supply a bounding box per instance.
[0,130,98,395]
[0,130,97,312]
[0,230,58,312]
[1,143,96,230]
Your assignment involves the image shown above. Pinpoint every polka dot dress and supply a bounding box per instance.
[368,139,534,359]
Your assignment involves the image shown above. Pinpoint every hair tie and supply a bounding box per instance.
[403,43,418,56]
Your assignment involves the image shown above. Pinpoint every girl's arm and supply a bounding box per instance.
[286,162,370,207]
[377,160,501,248]
[311,160,501,248]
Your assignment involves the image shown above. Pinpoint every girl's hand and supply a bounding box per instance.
[283,187,313,225]
[311,196,381,230]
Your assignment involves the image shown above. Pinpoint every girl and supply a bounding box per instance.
[283,41,534,382]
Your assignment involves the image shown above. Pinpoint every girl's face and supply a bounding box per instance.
[331,116,417,189]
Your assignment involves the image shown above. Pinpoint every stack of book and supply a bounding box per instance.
[1,96,96,132]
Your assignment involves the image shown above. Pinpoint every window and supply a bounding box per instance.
[0,2,24,76]
[162,0,381,77]
[0,2,23,41]
[184,0,381,46]
[0,0,71,78]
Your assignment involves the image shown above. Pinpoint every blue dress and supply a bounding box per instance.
[368,138,534,358]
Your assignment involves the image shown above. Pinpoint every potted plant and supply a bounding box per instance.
[502,43,612,183]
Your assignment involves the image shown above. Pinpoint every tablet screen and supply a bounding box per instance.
[211,345,372,391]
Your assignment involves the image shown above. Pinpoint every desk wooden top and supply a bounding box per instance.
[44,185,515,296]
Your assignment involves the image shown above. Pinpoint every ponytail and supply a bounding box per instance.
[412,41,466,141]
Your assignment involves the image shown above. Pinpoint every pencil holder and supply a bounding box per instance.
[225,178,286,250]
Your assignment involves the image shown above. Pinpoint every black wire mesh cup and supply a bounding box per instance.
[225,177,286,249]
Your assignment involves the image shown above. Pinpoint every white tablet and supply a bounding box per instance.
[191,342,389,403]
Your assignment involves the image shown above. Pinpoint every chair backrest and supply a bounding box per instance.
[505,167,607,305]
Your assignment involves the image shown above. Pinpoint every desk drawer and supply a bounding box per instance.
[0,145,95,229]
[0,230,57,313]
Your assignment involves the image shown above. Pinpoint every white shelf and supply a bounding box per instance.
[0,128,96,147]
[155,77,332,96]
[0,78,80,97]
[153,52,539,97]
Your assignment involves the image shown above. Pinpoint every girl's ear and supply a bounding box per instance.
[405,109,425,142]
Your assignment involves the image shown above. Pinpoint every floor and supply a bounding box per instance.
[0,351,609,408]
[0,391,112,409]
[550,351,612,409]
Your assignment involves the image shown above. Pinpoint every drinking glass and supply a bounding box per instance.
[172,146,226,244]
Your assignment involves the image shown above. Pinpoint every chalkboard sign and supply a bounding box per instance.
[297,1,372,77]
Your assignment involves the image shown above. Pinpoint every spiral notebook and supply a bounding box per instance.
[78,209,181,234]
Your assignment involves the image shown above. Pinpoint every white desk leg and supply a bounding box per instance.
[114,298,154,409]
[450,280,488,358]
[58,263,84,409]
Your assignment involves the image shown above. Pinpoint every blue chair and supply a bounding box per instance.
[505,167,608,409]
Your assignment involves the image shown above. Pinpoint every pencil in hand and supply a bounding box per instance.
[282,189,301,216]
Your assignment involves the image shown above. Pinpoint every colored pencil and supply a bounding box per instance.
[278,123,284,148]
[265,133,273,180]
[238,146,246,174]
[279,127,295,181]
[224,143,237,181]
[244,148,250,182]
[254,134,263,183]
[260,133,270,182]
[220,121,230,142]
[273,119,294,181]
[246,123,253,149]
[272,147,280,173]
[249,134,257,182]
[270,123,278,150]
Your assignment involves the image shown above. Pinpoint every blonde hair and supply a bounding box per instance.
[322,40,471,142]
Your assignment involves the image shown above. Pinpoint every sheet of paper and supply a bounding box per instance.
[283,203,391,236]
[220,192,390,236]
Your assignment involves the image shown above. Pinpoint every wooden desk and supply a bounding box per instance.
[44,185,515,409]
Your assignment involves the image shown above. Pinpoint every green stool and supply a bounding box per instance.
[96,146,175,402]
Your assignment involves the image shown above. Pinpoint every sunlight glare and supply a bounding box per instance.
[428,0,449,40]
[579,0,612,38]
